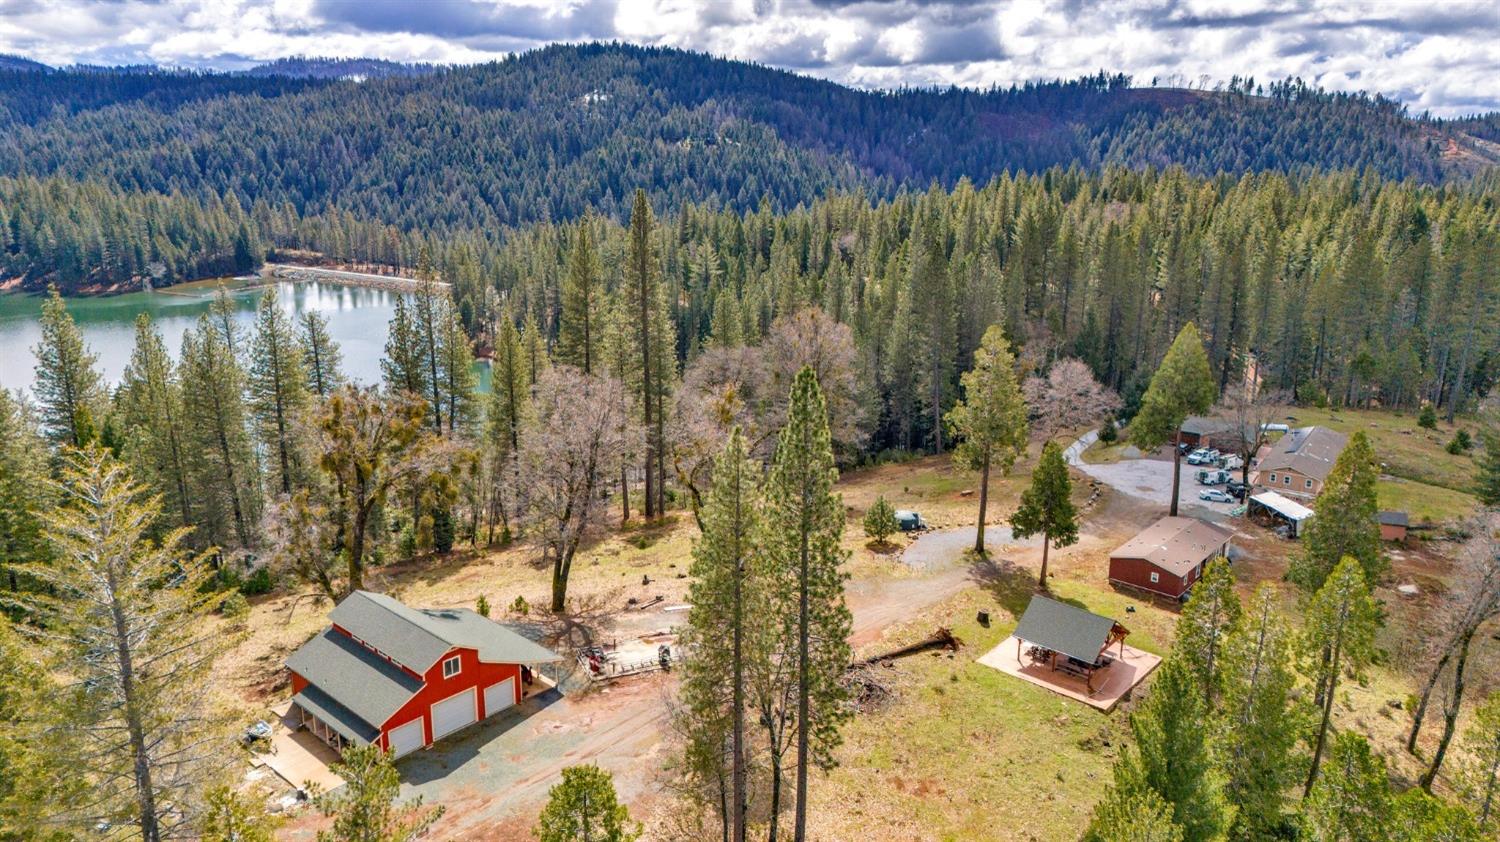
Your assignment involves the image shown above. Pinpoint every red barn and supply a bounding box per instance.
[285,591,560,758]
[1108,516,1233,600]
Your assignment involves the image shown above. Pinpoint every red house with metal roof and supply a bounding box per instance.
[285,591,561,758]
[1108,516,1234,600]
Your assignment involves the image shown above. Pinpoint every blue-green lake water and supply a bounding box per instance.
[0,279,489,395]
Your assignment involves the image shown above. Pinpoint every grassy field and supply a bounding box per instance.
[811,582,1171,842]
[1277,406,1480,493]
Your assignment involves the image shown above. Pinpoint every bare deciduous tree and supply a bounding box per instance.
[673,309,868,523]
[521,366,639,612]
[1022,358,1121,442]
[671,345,772,524]
[1212,379,1291,485]
[764,308,868,458]
[1408,512,1500,788]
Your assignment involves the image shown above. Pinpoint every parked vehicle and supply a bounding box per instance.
[1220,454,1244,471]
[1196,469,1230,485]
[1187,448,1220,465]
[894,510,927,532]
[1200,489,1234,503]
[1225,480,1248,500]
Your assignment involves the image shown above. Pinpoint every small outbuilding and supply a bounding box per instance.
[285,591,561,758]
[1108,516,1234,600]
[1378,510,1409,542]
[1179,416,1256,452]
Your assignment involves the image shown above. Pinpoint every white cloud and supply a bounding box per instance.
[0,0,1496,115]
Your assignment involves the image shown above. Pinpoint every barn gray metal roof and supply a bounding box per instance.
[292,684,382,746]
[1012,596,1119,664]
[285,627,424,729]
[330,591,561,674]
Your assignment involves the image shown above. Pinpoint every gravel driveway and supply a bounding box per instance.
[1066,431,1238,519]
[900,525,1041,570]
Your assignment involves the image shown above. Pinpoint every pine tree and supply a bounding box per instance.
[1174,558,1241,706]
[200,785,279,842]
[1390,789,1484,842]
[1131,322,1216,516]
[1291,431,1383,591]
[180,313,260,550]
[298,310,344,398]
[117,314,195,531]
[7,447,225,841]
[1083,780,1185,842]
[758,367,852,842]
[535,764,640,842]
[679,429,760,842]
[1009,440,1079,590]
[437,301,476,434]
[248,284,310,495]
[558,219,603,373]
[382,294,428,399]
[522,310,550,387]
[483,308,529,543]
[0,616,73,839]
[1476,431,1500,507]
[862,495,898,545]
[412,279,448,433]
[1113,657,1233,842]
[0,390,52,592]
[31,286,104,447]
[601,290,643,522]
[1301,556,1380,797]
[1299,733,1390,842]
[946,325,1030,554]
[1217,585,1303,839]
[626,189,663,519]
[910,212,956,452]
[315,745,442,842]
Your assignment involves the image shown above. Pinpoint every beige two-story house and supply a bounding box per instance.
[1250,426,1348,501]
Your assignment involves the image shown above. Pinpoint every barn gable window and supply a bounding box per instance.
[442,655,461,678]
[1269,473,1277,483]
[1305,479,1313,489]
[1149,571,1160,584]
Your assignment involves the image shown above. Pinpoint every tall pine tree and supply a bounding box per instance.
[758,367,852,842]
[946,324,1030,554]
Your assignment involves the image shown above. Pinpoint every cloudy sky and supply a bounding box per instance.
[1,0,1497,117]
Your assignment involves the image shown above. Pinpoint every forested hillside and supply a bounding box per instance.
[3,43,1499,294]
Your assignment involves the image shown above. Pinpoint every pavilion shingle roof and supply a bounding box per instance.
[1012,596,1119,664]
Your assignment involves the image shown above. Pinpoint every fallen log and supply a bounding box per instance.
[850,627,962,668]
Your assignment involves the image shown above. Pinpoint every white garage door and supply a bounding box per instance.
[387,719,425,758]
[430,688,477,741]
[484,677,517,717]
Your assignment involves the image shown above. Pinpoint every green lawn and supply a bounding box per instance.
[1280,406,1479,494]
[812,570,1179,841]
[1377,477,1477,527]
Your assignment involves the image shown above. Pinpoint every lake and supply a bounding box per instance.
[0,278,489,395]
